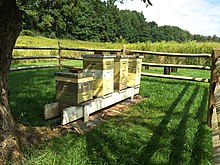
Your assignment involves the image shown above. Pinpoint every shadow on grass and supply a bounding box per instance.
[84,83,191,164]
[136,84,195,164]
[189,88,212,165]
[19,79,212,164]
[168,86,200,164]
[9,68,58,126]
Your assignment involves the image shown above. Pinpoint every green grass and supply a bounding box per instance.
[10,36,213,164]
[9,67,212,164]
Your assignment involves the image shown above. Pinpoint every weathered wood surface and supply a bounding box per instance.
[60,56,83,61]
[12,56,58,60]
[60,47,122,53]
[164,67,170,75]
[14,46,59,50]
[10,64,59,72]
[44,86,140,125]
[141,72,209,83]
[62,86,140,125]
[127,49,211,58]
[142,62,211,70]
[212,106,220,165]
[208,49,220,126]
[44,102,59,120]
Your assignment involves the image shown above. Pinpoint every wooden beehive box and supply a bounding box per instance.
[127,55,143,87]
[114,55,129,91]
[54,72,93,106]
[82,54,116,97]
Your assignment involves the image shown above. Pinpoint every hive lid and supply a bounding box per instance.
[114,55,130,59]
[54,72,92,78]
[127,55,144,59]
[82,54,116,58]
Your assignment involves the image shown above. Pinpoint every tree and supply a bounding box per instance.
[0,0,22,163]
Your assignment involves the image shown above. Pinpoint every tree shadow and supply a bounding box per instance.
[189,88,212,164]
[136,84,196,165]
[168,86,200,164]
[84,83,191,164]
[9,68,57,126]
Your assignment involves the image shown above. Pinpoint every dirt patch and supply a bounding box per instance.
[16,95,145,146]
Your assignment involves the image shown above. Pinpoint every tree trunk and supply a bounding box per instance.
[0,0,21,163]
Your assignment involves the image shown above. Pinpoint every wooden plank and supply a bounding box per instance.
[44,102,59,120]
[208,49,220,127]
[12,56,58,60]
[211,106,220,165]
[62,65,83,69]
[142,62,211,70]
[60,56,83,61]
[141,72,210,83]
[60,47,122,53]
[10,65,59,72]
[61,86,140,125]
[127,50,211,58]
[14,46,59,50]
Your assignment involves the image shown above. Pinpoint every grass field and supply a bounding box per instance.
[9,36,214,164]
[9,67,212,165]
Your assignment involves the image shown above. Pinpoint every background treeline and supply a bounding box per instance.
[17,0,220,43]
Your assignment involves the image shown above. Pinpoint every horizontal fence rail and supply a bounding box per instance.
[141,72,210,83]
[60,56,83,61]
[10,64,59,72]
[12,56,59,60]
[126,49,211,58]
[142,62,211,70]
[14,46,59,50]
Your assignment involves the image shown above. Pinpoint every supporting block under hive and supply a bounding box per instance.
[44,86,140,125]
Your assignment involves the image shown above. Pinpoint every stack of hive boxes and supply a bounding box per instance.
[114,55,129,90]
[82,54,116,97]
[127,56,143,87]
[54,53,143,107]
[55,72,93,108]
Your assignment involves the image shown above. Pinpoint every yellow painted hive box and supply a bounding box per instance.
[127,55,143,87]
[114,55,129,90]
[82,54,116,97]
[54,72,93,106]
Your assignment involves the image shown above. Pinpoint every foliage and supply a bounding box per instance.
[16,0,220,43]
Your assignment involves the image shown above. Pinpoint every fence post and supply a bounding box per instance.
[58,41,62,70]
[208,49,220,127]
[94,51,103,54]
[123,45,126,55]
[171,67,177,72]
[164,67,170,75]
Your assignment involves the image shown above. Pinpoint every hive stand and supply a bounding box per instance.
[44,85,140,125]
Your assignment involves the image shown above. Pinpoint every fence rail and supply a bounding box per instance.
[10,64,59,72]
[142,62,211,70]
[126,49,211,58]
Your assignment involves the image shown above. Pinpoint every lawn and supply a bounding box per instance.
[9,66,212,165]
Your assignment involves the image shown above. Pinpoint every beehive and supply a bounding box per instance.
[82,54,116,97]
[127,55,143,87]
[54,72,93,106]
[114,55,129,90]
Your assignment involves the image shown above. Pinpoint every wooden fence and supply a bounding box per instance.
[12,45,219,126]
